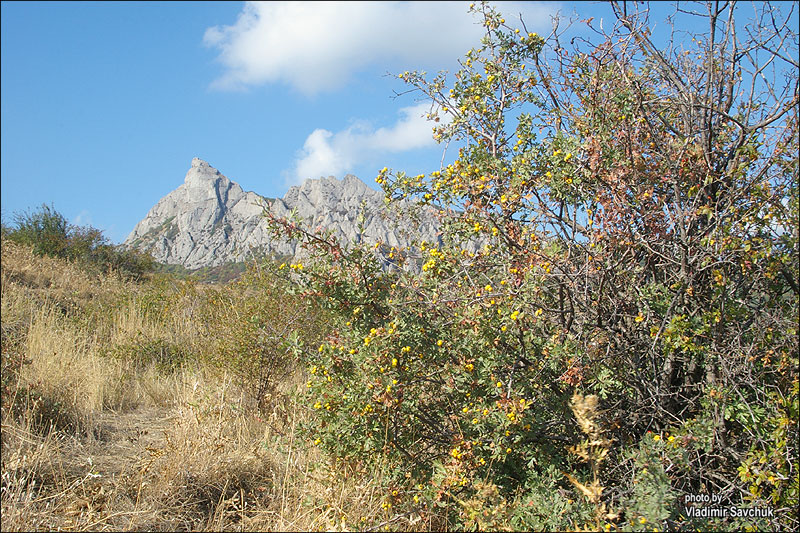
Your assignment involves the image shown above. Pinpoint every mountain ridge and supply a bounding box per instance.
[124,158,437,269]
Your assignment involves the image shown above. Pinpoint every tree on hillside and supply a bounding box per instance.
[266,2,798,530]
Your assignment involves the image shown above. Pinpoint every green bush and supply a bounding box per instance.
[4,204,154,280]
[265,2,798,530]
[108,336,188,373]
[7,204,71,258]
[88,243,155,280]
[196,263,330,410]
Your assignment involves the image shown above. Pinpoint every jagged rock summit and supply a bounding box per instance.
[124,158,436,269]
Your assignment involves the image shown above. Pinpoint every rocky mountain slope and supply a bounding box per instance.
[124,158,438,269]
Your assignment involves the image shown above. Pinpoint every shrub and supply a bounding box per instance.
[4,204,154,280]
[7,204,71,258]
[108,336,188,373]
[196,263,330,411]
[89,243,155,280]
[266,2,798,530]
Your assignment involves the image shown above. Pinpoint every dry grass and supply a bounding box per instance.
[0,240,399,531]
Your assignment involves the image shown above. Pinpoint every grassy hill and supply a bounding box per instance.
[0,239,395,531]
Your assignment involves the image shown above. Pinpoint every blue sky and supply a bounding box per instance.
[0,1,724,244]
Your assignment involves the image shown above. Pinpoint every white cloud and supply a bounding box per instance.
[204,1,557,95]
[292,102,439,182]
[71,210,93,227]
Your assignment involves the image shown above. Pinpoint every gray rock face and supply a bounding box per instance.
[124,158,439,269]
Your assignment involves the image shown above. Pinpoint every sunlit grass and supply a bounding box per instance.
[1,239,397,531]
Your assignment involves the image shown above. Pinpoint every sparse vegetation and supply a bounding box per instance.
[0,236,387,531]
[155,261,252,284]
[3,204,155,280]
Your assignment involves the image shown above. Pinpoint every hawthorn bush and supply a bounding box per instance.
[267,2,798,530]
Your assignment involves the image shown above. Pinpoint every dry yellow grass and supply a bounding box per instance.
[1,239,403,531]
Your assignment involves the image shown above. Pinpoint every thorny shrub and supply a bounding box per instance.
[265,2,798,530]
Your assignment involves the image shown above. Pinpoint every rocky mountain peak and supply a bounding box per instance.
[179,158,241,205]
[185,157,221,185]
[124,159,441,270]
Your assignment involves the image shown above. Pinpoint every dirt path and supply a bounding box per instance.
[52,406,180,530]
[86,407,176,475]
[7,401,277,530]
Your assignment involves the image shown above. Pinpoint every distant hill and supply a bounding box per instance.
[124,158,440,269]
